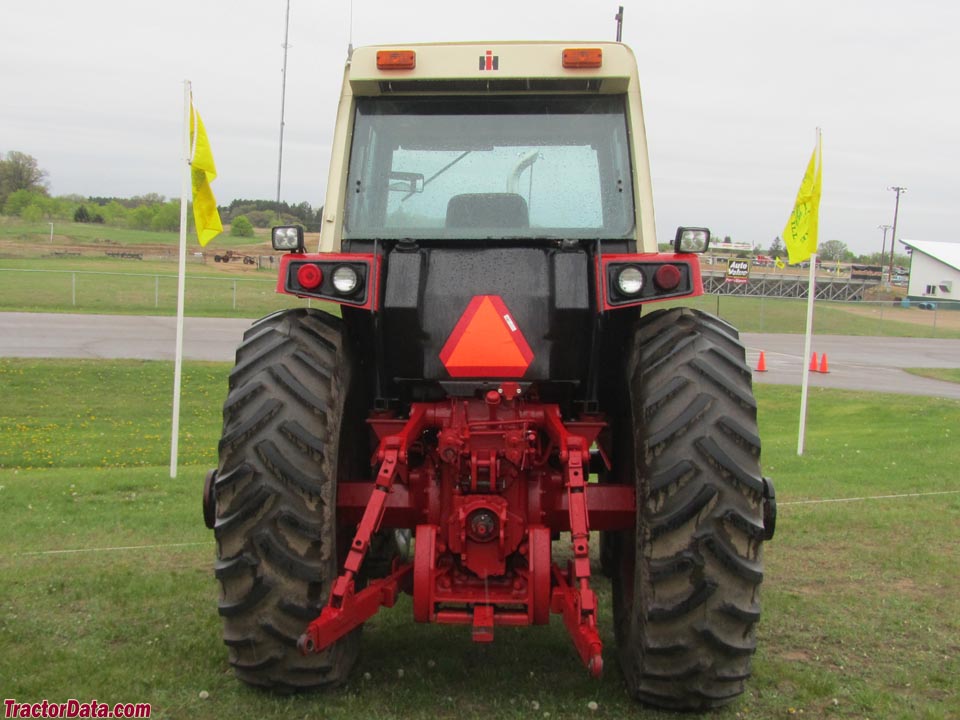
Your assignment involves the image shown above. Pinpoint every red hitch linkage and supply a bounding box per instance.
[299,399,618,679]
[297,407,429,655]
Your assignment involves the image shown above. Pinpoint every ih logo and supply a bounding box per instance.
[479,50,499,71]
[440,295,533,378]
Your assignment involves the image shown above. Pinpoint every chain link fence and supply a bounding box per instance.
[1,267,957,337]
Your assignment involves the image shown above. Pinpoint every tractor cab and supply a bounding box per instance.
[273,43,704,407]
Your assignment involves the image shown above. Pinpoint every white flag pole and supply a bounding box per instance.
[796,127,822,456]
[170,80,192,478]
[797,251,817,456]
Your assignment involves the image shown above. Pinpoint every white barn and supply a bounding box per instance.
[901,240,960,308]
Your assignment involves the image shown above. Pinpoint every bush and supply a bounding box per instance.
[231,215,254,237]
[22,205,43,223]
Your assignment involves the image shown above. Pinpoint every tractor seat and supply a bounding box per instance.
[445,193,529,229]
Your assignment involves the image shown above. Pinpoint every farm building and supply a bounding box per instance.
[901,239,960,308]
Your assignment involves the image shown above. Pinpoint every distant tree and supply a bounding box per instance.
[99,200,128,225]
[768,236,785,257]
[131,193,166,207]
[130,205,156,230]
[0,151,49,207]
[246,210,274,228]
[231,215,255,237]
[150,202,180,232]
[3,188,47,216]
[21,204,43,223]
[74,205,91,223]
[818,239,848,262]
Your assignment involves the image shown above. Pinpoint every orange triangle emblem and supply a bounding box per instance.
[440,295,534,378]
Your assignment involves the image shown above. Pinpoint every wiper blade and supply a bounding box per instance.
[401,150,472,202]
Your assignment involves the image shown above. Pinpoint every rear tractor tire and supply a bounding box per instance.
[613,307,769,710]
[212,308,361,692]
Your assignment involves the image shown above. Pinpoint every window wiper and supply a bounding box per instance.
[401,150,472,202]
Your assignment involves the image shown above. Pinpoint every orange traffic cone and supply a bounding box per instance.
[809,352,818,372]
[818,353,829,373]
[755,351,767,372]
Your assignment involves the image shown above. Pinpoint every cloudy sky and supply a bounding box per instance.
[2,0,957,254]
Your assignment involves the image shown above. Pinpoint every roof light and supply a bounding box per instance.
[562,48,602,69]
[377,50,416,70]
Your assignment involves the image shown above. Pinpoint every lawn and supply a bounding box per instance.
[0,218,265,247]
[0,258,333,319]
[3,217,960,335]
[904,367,960,385]
[0,360,958,719]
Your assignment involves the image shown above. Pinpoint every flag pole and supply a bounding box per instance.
[796,127,822,456]
[797,250,817,455]
[170,80,191,478]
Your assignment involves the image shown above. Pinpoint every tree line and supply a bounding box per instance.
[2,151,911,263]
[0,151,321,234]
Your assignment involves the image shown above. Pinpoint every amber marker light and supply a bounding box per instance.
[377,50,416,70]
[562,48,602,68]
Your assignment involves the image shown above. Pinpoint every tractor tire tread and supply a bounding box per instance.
[614,307,766,711]
[214,308,359,691]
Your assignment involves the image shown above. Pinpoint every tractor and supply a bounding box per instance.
[202,41,776,710]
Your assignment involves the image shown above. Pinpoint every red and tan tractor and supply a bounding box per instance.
[202,41,776,710]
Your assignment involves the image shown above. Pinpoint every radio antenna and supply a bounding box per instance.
[347,0,354,59]
[276,0,291,220]
[615,5,624,41]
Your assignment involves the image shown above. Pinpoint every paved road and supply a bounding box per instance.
[741,333,960,399]
[0,313,255,362]
[2,313,959,398]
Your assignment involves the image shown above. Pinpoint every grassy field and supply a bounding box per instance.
[0,218,265,247]
[905,367,960,384]
[666,294,960,339]
[2,217,960,335]
[0,257,336,319]
[0,358,957,719]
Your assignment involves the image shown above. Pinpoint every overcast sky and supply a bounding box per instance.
[2,0,957,254]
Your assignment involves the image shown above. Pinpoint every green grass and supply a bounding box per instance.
[2,213,959,335]
[1,359,958,718]
[904,367,960,384]
[0,218,265,246]
[663,294,960,338]
[0,259,334,318]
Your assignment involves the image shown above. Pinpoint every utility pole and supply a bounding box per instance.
[887,186,906,284]
[878,224,892,283]
[615,6,624,42]
[275,0,291,222]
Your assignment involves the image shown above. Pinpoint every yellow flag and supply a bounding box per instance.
[774,256,786,269]
[782,135,822,265]
[190,100,222,246]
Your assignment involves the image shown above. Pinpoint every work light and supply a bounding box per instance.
[271,226,304,252]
